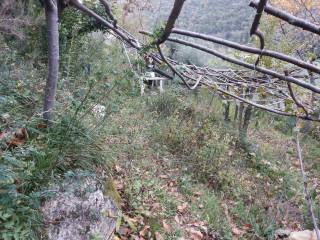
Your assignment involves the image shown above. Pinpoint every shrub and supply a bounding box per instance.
[273,116,296,135]
[0,37,118,238]
[146,90,180,118]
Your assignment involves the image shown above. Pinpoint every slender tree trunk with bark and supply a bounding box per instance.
[309,68,318,118]
[242,105,253,135]
[43,0,60,123]
[234,103,239,122]
[238,102,244,131]
[302,66,317,132]
[224,101,231,121]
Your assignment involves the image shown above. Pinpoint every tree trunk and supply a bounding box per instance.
[43,0,60,123]
[302,69,317,133]
[238,102,244,132]
[242,105,253,135]
[224,101,231,121]
[234,103,239,122]
[309,69,318,118]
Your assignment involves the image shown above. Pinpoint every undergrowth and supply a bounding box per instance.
[115,89,320,239]
[1,40,320,239]
[0,32,131,239]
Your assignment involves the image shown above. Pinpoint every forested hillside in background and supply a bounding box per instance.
[134,0,254,66]
[146,0,253,43]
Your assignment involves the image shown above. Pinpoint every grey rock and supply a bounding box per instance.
[42,172,118,240]
[275,229,291,239]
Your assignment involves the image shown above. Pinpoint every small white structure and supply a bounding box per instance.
[140,56,167,95]
[140,72,166,96]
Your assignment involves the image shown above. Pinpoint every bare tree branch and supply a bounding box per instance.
[98,0,117,26]
[249,0,268,65]
[295,127,320,240]
[157,0,186,44]
[40,0,320,124]
[170,28,320,74]
[154,68,174,79]
[140,31,320,94]
[249,0,320,35]
[156,44,194,89]
[285,71,309,117]
[70,0,138,48]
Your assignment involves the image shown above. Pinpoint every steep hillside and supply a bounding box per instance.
[146,0,254,43]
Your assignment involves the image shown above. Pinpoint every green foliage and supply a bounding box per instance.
[231,201,277,240]
[138,24,164,55]
[2,1,320,238]
[241,16,296,70]
[124,177,178,218]
[149,92,238,189]
[0,10,137,237]
[198,193,232,239]
[60,4,108,39]
[273,116,296,135]
[147,0,252,43]
[146,90,180,117]
[0,113,109,238]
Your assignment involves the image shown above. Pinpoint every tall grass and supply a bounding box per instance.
[0,29,137,238]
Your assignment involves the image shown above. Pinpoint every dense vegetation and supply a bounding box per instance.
[0,0,320,239]
[146,0,253,43]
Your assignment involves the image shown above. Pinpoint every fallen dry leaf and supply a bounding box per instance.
[187,229,204,240]
[114,165,123,173]
[177,202,188,214]
[168,181,175,187]
[174,215,181,224]
[0,131,9,140]
[242,223,252,231]
[0,128,28,148]
[159,175,169,179]
[139,225,150,237]
[36,123,47,129]
[193,191,203,197]
[117,226,131,236]
[190,221,206,227]
[232,226,245,236]
[155,232,164,240]
[162,220,172,233]
[151,202,161,211]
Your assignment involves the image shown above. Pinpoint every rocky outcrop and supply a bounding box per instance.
[42,172,118,240]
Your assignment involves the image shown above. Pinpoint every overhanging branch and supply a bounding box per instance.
[70,0,138,49]
[171,28,320,74]
[157,0,186,44]
[140,30,320,94]
[99,0,117,26]
[249,0,320,35]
